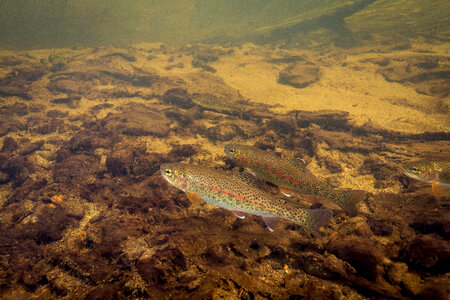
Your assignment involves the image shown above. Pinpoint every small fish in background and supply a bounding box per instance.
[402,160,450,199]
[224,144,366,216]
[160,163,333,238]
[191,93,245,118]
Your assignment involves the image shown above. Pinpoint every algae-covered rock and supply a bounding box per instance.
[278,63,320,88]
[103,103,172,137]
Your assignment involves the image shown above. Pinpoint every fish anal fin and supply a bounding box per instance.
[280,187,293,197]
[432,182,442,198]
[230,209,246,219]
[185,191,203,204]
[262,216,279,232]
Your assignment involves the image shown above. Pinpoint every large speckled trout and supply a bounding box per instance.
[402,160,450,197]
[224,144,366,216]
[160,163,333,238]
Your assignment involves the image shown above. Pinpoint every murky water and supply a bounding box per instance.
[0,1,449,299]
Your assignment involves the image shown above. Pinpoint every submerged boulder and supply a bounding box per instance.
[278,62,321,88]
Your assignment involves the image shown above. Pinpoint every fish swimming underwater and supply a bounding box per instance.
[224,144,366,216]
[160,163,333,238]
[402,160,450,197]
[191,93,245,118]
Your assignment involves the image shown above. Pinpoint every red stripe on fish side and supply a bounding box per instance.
[197,181,258,205]
[256,161,311,190]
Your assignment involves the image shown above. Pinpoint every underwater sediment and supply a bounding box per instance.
[0,41,449,299]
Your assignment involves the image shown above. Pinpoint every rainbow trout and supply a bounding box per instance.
[224,144,366,216]
[160,163,333,238]
[402,160,450,197]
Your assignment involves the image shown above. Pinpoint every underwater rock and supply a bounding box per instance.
[162,88,194,109]
[294,110,351,130]
[46,109,69,118]
[0,155,33,186]
[10,66,46,82]
[386,262,408,286]
[0,85,32,100]
[409,211,450,239]
[191,58,216,72]
[279,62,320,88]
[0,55,23,66]
[417,280,450,300]
[48,78,91,95]
[167,145,198,159]
[328,236,384,281]
[19,204,77,244]
[7,102,29,116]
[366,216,394,236]
[401,235,450,273]
[266,116,296,135]
[0,116,25,136]
[19,140,44,156]
[102,52,137,62]
[106,156,128,177]
[206,123,241,142]
[29,118,65,135]
[164,108,195,126]
[86,284,121,300]
[323,156,343,174]
[378,55,450,98]
[137,246,187,285]
[0,170,10,183]
[61,197,85,220]
[360,157,397,180]
[103,104,171,137]
[1,137,19,153]
[52,154,100,184]
[105,144,136,176]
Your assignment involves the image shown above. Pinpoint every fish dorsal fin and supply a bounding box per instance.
[185,191,203,205]
[230,209,246,219]
[234,172,259,188]
[262,216,279,232]
[286,158,307,170]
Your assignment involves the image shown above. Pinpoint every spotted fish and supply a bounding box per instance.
[160,163,333,238]
[402,160,450,197]
[191,93,245,118]
[224,144,366,216]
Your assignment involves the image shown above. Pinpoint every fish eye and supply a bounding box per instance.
[165,169,173,176]
[229,149,236,154]
[411,167,420,173]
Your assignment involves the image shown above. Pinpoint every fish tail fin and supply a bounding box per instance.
[291,208,333,239]
[342,190,366,217]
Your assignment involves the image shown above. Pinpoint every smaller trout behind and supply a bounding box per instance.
[225,144,366,216]
[160,163,333,238]
[402,160,450,197]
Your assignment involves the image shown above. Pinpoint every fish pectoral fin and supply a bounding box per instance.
[234,173,258,188]
[245,168,256,176]
[185,191,203,204]
[262,216,279,232]
[286,158,307,170]
[280,187,293,197]
[432,182,442,198]
[230,210,246,219]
